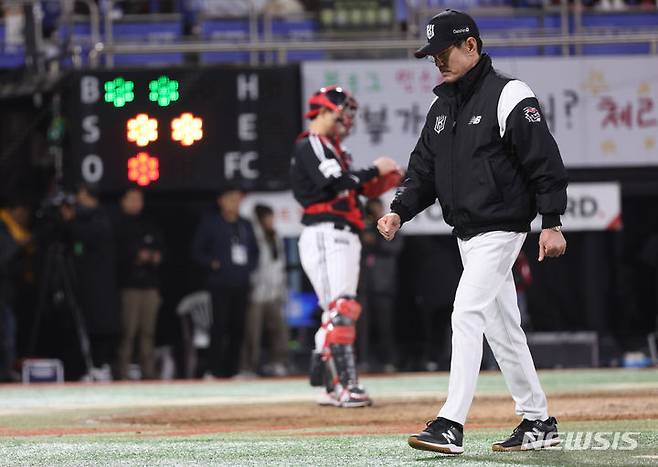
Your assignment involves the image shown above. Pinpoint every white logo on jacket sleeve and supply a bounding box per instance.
[318,159,342,178]
[523,106,541,123]
[434,115,447,134]
[427,24,434,39]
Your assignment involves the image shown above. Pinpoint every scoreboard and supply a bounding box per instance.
[65,66,301,192]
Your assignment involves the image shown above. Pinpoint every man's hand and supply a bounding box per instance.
[538,229,566,262]
[377,213,401,241]
[211,259,221,270]
[59,204,75,222]
[152,250,162,265]
[373,157,399,176]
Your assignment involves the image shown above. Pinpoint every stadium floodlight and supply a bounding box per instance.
[171,112,203,146]
[149,76,180,107]
[104,77,135,107]
[127,152,160,186]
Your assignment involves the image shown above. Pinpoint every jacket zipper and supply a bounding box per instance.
[450,102,458,218]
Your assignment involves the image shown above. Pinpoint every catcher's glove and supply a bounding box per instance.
[361,169,403,198]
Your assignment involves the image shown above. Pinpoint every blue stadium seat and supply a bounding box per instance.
[472,13,563,57]
[581,43,651,55]
[264,18,324,62]
[0,23,25,68]
[0,47,24,68]
[580,11,658,55]
[581,11,658,29]
[111,17,184,66]
[200,17,325,64]
[199,18,251,64]
[55,17,184,67]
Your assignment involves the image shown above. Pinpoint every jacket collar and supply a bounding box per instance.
[433,53,492,102]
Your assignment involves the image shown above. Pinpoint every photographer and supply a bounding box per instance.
[113,188,164,380]
[59,184,120,377]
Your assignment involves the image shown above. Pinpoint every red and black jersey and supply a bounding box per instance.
[290,131,379,231]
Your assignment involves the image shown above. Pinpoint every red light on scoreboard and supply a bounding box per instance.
[171,112,203,146]
[127,152,160,186]
[127,113,158,147]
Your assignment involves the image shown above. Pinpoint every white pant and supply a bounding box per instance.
[438,231,549,425]
[298,223,361,351]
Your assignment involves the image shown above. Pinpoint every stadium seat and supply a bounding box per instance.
[199,18,251,64]
[264,18,324,62]
[111,15,184,66]
[472,12,563,57]
[54,15,184,67]
[0,23,25,68]
[580,11,658,55]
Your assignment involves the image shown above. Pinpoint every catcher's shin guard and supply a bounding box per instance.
[324,297,362,391]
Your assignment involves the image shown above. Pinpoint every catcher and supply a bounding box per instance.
[290,85,402,407]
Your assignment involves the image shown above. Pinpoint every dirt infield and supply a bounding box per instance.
[109,388,658,437]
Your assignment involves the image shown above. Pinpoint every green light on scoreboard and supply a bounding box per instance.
[104,77,135,107]
[149,76,179,107]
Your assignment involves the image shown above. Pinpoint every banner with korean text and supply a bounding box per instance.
[302,57,658,169]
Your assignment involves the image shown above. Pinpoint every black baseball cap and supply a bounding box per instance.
[414,9,480,59]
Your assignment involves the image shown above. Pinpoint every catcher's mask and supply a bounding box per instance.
[305,85,358,135]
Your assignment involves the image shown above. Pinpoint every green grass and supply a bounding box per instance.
[0,369,656,466]
[0,420,656,466]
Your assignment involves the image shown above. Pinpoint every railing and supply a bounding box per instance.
[3,0,658,72]
[95,32,658,65]
[92,0,658,67]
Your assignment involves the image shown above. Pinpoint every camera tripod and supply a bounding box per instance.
[28,242,95,379]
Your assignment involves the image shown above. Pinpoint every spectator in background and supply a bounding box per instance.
[263,0,304,15]
[0,200,32,382]
[238,204,289,378]
[359,198,403,372]
[191,187,258,377]
[188,0,303,17]
[60,184,120,378]
[113,189,164,380]
[3,2,24,49]
[192,0,267,16]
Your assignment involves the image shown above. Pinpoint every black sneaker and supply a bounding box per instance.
[408,417,464,454]
[492,416,560,451]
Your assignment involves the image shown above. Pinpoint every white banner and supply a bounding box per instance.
[302,57,658,169]
[241,182,621,237]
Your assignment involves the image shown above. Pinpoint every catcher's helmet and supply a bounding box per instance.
[305,85,358,119]
[305,86,358,136]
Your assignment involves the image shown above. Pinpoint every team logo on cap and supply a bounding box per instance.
[427,24,435,40]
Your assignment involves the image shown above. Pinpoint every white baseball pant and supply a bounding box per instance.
[298,223,361,351]
[438,231,549,425]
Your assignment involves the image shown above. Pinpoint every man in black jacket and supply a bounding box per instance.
[191,187,258,377]
[60,184,120,378]
[114,189,164,380]
[378,10,567,455]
